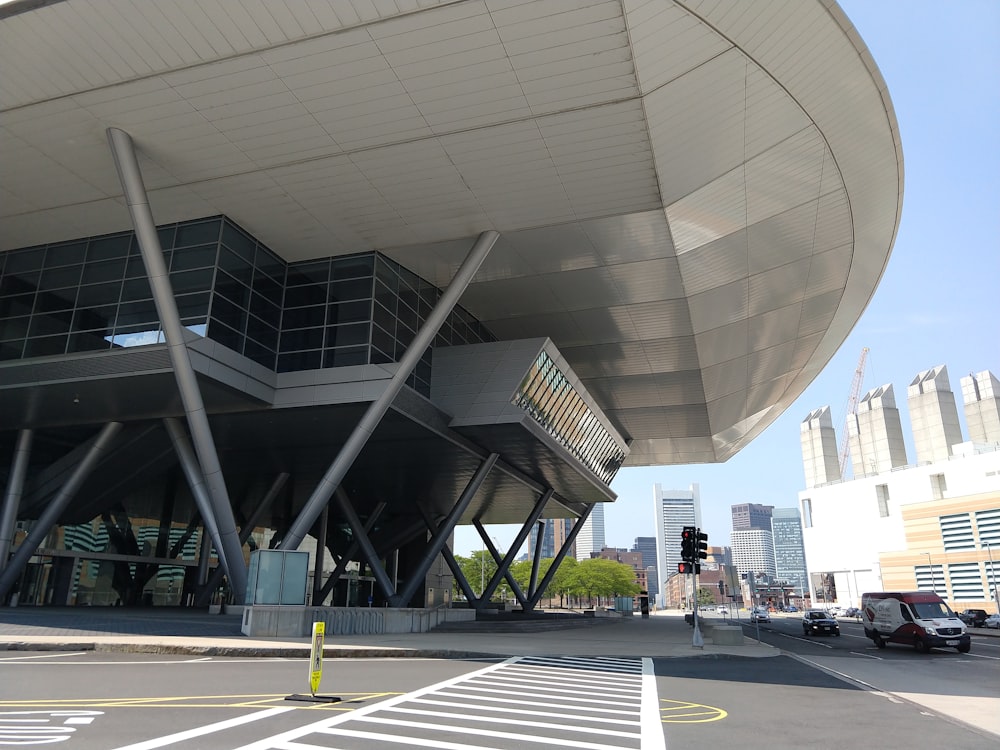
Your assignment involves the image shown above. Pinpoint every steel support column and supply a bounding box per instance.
[332,488,396,601]
[0,423,123,603]
[477,488,552,607]
[312,505,329,605]
[198,472,289,605]
[279,230,500,551]
[527,503,595,610]
[529,520,545,598]
[392,452,498,607]
[317,501,386,605]
[107,127,247,602]
[0,430,33,574]
[415,504,479,606]
[163,418,226,577]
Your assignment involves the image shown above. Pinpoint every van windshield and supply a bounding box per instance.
[911,601,953,619]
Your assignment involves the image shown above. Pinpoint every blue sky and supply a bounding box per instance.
[454,1,1000,557]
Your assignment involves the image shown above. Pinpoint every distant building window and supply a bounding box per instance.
[930,473,947,500]
[947,562,983,601]
[940,513,974,551]
[976,508,1000,547]
[876,485,890,518]
[802,498,812,528]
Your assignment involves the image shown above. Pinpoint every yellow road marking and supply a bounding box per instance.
[660,698,727,723]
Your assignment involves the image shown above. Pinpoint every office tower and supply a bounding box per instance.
[771,508,808,594]
[575,503,606,561]
[653,484,700,605]
[908,365,963,463]
[632,537,658,594]
[847,383,908,477]
[800,406,842,487]
[528,518,574,560]
[962,370,1000,444]
[731,503,774,531]
[731,529,776,580]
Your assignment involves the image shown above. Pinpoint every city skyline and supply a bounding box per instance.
[453,0,999,558]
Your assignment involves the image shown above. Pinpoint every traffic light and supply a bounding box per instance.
[717,580,724,593]
[680,526,696,562]
[695,529,708,561]
[677,562,693,574]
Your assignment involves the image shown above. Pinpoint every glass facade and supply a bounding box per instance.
[0,216,496,397]
[513,351,625,483]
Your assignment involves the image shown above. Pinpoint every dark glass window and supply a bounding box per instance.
[175,292,209,322]
[157,225,176,249]
[45,242,87,267]
[0,341,24,360]
[77,283,121,307]
[24,335,68,357]
[34,288,77,313]
[284,283,327,308]
[39,265,82,289]
[329,299,371,325]
[120,277,152,302]
[330,277,372,302]
[170,268,215,295]
[249,292,281,328]
[326,322,369,348]
[0,294,34,318]
[252,272,283,307]
[255,247,284,282]
[210,295,247,334]
[207,320,242,353]
[371,324,394,357]
[175,219,221,248]
[68,331,112,353]
[279,327,324,352]
[116,300,159,327]
[221,221,256,261]
[324,346,368,367]
[278,350,321,373]
[0,316,30,341]
[243,338,275,369]
[214,271,250,308]
[170,243,217,272]
[124,255,150,279]
[286,260,329,287]
[72,305,116,332]
[1,271,39,296]
[82,258,126,285]
[372,300,395,334]
[4,247,45,274]
[331,254,373,280]
[282,305,325,330]
[246,315,278,349]
[87,234,131,261]
[28,310,73,337]
[370,347,392,364]
[218,247,252,285]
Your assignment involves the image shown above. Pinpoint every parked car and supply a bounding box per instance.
[715,606,729,615]
[802,609,840,636]
[984,613,1000,629]
[841,607,861,619]
[750,608,770,623]
[957,609,989,628]
[783,605,799,612]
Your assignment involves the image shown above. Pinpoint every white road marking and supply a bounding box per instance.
[0,652,89,661]
[106,706,294,750]
[850,651,883,660]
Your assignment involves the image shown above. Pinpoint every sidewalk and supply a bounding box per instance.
[0,607,778,660]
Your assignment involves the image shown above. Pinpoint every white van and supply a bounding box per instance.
[861,591,970,653]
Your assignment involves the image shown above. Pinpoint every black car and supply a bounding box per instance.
[802,609,841,636]
[958,609,988,627]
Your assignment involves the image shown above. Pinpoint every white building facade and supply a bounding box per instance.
[653,484,700,607]
[799,367,1000,609]
[574,503,606,562]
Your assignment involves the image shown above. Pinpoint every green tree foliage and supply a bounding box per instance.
[696,587,716,606]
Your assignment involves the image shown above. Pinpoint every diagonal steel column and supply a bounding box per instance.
[279,230,500,551]
[316,501,386,605]
[527,503,595,610]
[0,430,32,574]
[416,504,479,606]
[392,453,498,607]
[163,418,226,576]
[107,127,247,602]
[311,505,329,605]
[529,520,545,597]
[198,472,289,605]
[0,423,123,602]
[477,488,553,607]
[332,487,396,601]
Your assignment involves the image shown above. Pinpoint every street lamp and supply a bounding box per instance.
[986,542,999,616]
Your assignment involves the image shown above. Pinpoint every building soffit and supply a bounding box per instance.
[0,1,902,466]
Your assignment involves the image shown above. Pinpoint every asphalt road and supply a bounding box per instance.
[2,642,997,749]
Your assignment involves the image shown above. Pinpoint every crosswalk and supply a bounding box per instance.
[238,655,664,749]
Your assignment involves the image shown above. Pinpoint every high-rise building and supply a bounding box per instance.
[653,484,700,606]
[632,537,658,595]
[908,365,963,463]
[731,529,776,581]
[731,503,774,531]
[962,370,1000,445]
[847,383,909,477]
[528,519,574,561]
[771,508,808,595]
[800,406,842,487]
[575,504,606,561]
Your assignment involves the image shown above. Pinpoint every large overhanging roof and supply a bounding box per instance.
[0,0,902,467]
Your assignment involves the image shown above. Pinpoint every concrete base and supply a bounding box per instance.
[240,605,476,637]
[710,625,745,645]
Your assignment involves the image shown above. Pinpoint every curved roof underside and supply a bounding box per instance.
[0,0,902,466]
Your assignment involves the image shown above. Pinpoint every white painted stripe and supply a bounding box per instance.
[443,684,640,708]
[381,705,641,738]
[334,721,632,750]
[410,696,641,726]
[108,707,295,750]
[314,727,507,750]
[476,672,641,693]
[468,677,641,698]
[499,665,641,686]
[641,657,667,750]
[432,689,637,716]
[0,652,89,661]
[234,656,519,750]
[518,657,642,673]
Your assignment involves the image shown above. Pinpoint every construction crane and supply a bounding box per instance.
[838,347,869,477]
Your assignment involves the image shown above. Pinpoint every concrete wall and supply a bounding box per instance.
[241,605,476,637]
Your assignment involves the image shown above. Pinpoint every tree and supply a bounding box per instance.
[696,587,716,606]
[566,558,640,607]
